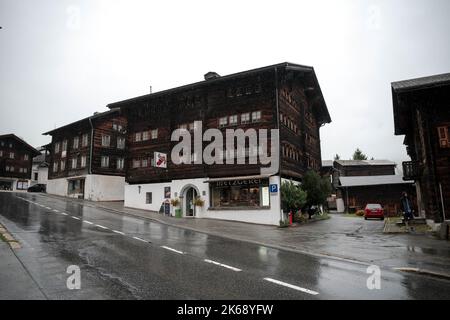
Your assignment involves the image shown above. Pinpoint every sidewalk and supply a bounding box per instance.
[0,240,46,299]
[43,194,450,279]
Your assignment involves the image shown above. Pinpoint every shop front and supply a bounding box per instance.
[209,177,270,209]
[124,175,282,225]
[0,179,15,191]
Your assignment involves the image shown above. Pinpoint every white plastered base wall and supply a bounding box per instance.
[47,174,125,201]
[124,175,282,226]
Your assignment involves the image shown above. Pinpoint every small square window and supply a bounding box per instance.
[135,132,142,142]
[146,192,152,204]
[219,117,228,128]
[101,156,109,168]
[252,111,261,122]
[229,115,238,125]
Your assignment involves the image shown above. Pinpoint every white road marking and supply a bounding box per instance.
[204,259,242,272]
[263,278,319,295]
[71,216,81,220]
[83,220,94,225]
[45,207,52,210]
[161,246,184,255]
[60,212,68,216]
[53,209,59,212]
[112,230,125,235]
[95,224,108,230]
[132,236,148,243]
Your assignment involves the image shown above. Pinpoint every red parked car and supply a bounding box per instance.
[364,204,384,220]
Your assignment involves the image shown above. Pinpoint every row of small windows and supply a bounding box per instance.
[0,141,14,148]
[280,88,298,107]
[219,111,261,128]
[132,157,155,168]
[135,129,158,142]
[52,156,124,172]
[4,166,28,173]
[54,134,89,153]
[282,144,302,162]
[55,134,125,153]
[0,151,29,160]
[112,122,124,132]
[102,135,126,149]
[280,113,298,133]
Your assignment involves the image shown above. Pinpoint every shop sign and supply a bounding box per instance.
[269,184,278,194]
[212,178,266,187]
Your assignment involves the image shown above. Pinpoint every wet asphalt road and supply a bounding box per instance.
[1,192,450,300]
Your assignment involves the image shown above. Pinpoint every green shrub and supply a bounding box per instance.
[281,181,307,213]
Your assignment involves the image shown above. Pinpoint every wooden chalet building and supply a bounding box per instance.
[0,134,40,191]
[107,62,331,225]
[392,73,450,224]
[43,108,127,201]
[324,159,415,215]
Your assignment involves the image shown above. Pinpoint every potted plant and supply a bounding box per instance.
[193,196,205,208]
[170,198,182,218]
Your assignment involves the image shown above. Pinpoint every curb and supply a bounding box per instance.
[0,223,22,249]
[393,267,450,281]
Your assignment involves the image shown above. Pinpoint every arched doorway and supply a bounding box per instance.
[180,184,199,217]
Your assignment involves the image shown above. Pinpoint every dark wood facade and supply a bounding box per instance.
[334,160,396,177]
[392,73,450,222]
[0,134,40,189]
[43,109,127,180]
[343,183,416,216]
[107,63,331,185]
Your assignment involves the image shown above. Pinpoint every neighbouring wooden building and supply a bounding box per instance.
[0,134,40,191]
[43,108,127,201]
[392,73,450,223]
[107,62,331,225]
[329,159,415,214]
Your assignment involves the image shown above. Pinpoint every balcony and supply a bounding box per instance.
[402,161,421,180]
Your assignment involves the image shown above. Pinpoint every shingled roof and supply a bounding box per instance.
[391,73,450,93]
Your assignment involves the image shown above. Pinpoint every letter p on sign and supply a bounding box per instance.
[66,265,81,290]
[366,265,381,290]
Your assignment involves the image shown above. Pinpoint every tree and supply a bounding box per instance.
[334,154,340,160]
[301,170,332,207]
[281,180,307,213]
[352,148,368,160]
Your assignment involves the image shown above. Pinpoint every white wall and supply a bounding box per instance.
[124,175,282,226]
[46,177,68,197]
[84,175,125,201]
[47,174,124,201]
[124,180,173,212]
[38,167,48,185]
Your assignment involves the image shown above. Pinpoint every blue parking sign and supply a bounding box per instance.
[269,184,278,193]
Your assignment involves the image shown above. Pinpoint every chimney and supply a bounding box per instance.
[149,85,152,94]
[204,71,220,81]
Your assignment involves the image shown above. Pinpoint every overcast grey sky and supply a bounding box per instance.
[1,0,449,166]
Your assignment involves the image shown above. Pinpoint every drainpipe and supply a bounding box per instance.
[88,117,94,175]
[439,183,446,221]
[275,67,283,223]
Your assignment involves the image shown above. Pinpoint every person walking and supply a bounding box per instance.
[400,191,414,221]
